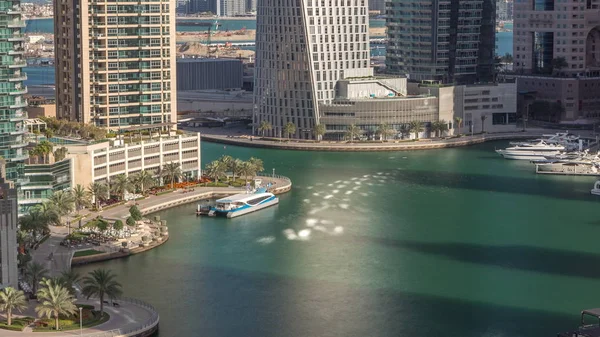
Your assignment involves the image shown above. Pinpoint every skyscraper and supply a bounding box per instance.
[385,0,496,84]
[513,0,600,75]
[54,0,177,131]
[0,0,28,182]
[253,0,371,138]
[0,174,19,289]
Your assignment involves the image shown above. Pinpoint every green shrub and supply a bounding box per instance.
[106,132,117,138]
[129,205,142,221]
[126,216,136,227]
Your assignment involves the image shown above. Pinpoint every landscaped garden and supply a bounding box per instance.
[32,304,110,332]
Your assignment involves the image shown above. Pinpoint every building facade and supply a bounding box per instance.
[453,82,518,132]
[54,0,177,130]
[64,133,201,188]
[253,0,371,138]
[218,0,246,16]
[177,58,243,90]
[513,0,600,75]
[0,176,18,289]
[0,0,28,182]
[385,0,496,84]
[18,159,72,215]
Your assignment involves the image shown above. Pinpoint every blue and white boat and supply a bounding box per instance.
[209,191,279,218]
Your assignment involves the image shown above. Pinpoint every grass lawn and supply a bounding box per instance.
[73,249,104,257]
[33,307,109,332]
[0,317,35,331]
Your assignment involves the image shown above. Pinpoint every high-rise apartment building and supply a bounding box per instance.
[0,0,28,182]
[253,0,371,138]
[513,0,600,75]
[385,0,496,84]
[0,175,19,289]
[54,0,177,131]
[218,0,246,16]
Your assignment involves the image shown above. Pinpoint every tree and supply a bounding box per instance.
[218,156,233,181]
[408,121,424,139]
[129,205,143,221]
[376,123,395,141]
[229,158,243,182]
[430,121,448,138]
[0,287,28,326]
[81,269,123,317]
[59,270,81,297]
[312,124,326,142]
[454,117,463,136]
[113,220,124,232]
[72,184,90,215]
[238,161,255,183]
[345,124,363,143]
[19,208,51,239]
[131,170,155,195]
[126,216,136,227]
[283,122,296,139]
[110,174,131,201]
[205,160,226,184]
[257,120,272,137]
[53,147,68,162]
[551,57,568,74]
[162,162,182,189]
[88,182,109,210]
[36,140,54,164]
[95,219,109,233]
[399,124,411,139]
[480,115,488,133]
[43,128,54,140]
[24,262,48,295]
[48,190,75,225]
[248,157,264,176]
[35,279,77,331]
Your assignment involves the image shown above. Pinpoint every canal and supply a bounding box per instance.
[75,140,600,337]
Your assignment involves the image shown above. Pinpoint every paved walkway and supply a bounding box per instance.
[0,297,156,336]
[186,126,600,151]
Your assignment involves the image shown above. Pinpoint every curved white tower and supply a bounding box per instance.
[253,0,371,139]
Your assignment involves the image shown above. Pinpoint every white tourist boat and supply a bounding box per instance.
[592,181,600,196]
[496,141,565,160]
[209,191,279,218]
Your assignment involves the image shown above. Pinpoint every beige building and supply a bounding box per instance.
[0,176,18,289]
[63,134,201,188]
[513,0,600,75]
[54,0,178,130]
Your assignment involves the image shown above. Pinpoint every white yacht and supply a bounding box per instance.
[536,160,600,176]
[592,181,600,196]
[496,141,565,160]
[209,191,279,218]
[510,132,580,146]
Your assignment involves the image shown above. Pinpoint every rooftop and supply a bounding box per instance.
[177,58,242,64]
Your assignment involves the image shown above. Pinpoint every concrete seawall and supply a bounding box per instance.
[201,132,545,152]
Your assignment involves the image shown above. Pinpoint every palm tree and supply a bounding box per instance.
[48,190,75,225]
[110,174,131,201]
[248,157,264,176]
[376,123,394,141]
[24,261,48,295]
[131,170,155,195]
[81,269,123,317]
[35,279,77,331]
[218,155,233,182]
[43,128,54,140]
[19,208,50,239]
[229,158,243,182]
[238,161,255,183]
[34,202,60,227]
[0,287,28,326]
[454,117,463,136]
[71,184,90,215]
[36,140,54,164]
[283,122,296,139]
[312,124,326,142]
[480,115,487,133]
[345,124,363,143]
[257,120,272,137]
[88,182,109,210]
[408,121,424,139]
[162,162,182,189]
[205,160,226,184]
[59,270,81,297]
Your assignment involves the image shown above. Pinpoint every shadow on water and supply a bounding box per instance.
[351,236,600,280]
[144,263,577,337]
[388,169,594,202]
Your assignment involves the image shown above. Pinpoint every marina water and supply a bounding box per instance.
[74,141,600,337]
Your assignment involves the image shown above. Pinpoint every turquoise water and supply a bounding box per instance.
[75,141,600,337]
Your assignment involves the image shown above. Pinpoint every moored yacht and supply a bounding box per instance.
[592,181,600,196]
[209,191,279,218]
[496,141,565,160]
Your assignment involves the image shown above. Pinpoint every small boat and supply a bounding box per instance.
[210,191,279,218]
[592,181,600,196]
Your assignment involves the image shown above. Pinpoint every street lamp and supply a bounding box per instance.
[79,307,83,335]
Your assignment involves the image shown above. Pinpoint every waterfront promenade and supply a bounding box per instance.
[188,126,599,151]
